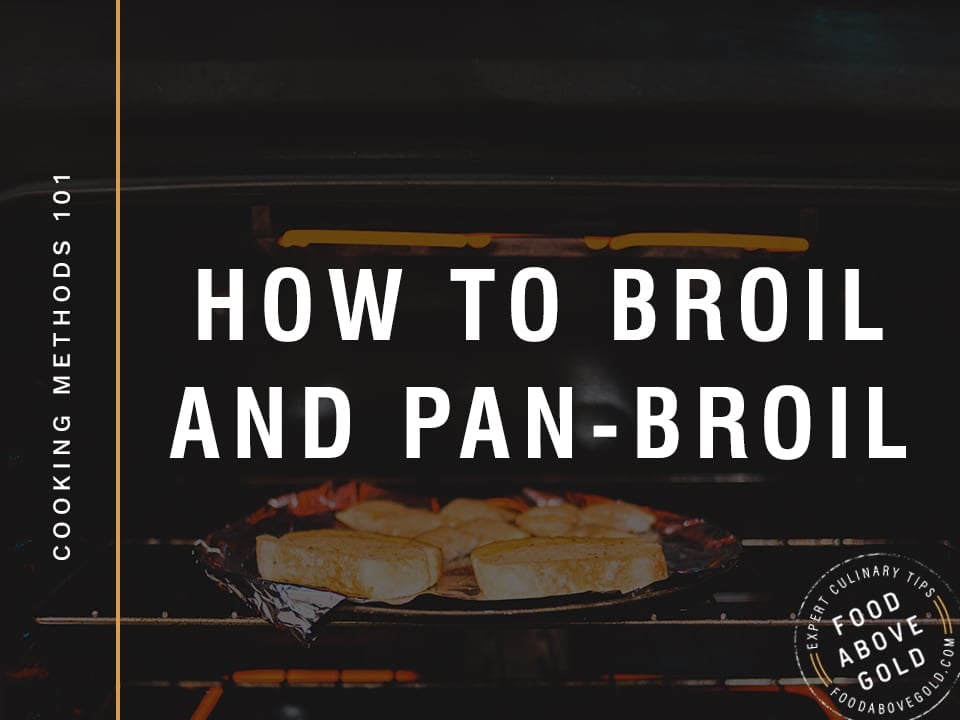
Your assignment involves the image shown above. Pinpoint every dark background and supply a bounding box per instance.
[3,1,960,718]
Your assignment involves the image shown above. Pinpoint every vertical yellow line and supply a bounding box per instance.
[115,0,121,717]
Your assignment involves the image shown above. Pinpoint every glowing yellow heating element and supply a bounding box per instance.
[277,230,809,253]
[279,230,493,248]
[586,232,809,252]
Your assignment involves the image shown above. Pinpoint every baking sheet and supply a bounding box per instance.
[195,481,741,643]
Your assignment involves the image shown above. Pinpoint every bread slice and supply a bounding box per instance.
[417,517,528,563]
[461,517,529,547]
[569,523,633,538]
[257,529,442,600]
[579,501,655,533]
[471,537,667,600]
[334,500,407,528]
[416,525,478,563]
[439,498,518,525]
[336,505,445,537]
[515,505,581,537]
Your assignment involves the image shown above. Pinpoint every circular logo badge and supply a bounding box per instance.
[795,553,960,720]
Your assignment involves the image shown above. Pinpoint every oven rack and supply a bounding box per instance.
[35,538,959,628]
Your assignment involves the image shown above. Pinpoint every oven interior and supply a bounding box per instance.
[5,2,960,718]
[4,178,958,719]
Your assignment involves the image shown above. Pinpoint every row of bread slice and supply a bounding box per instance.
[336,498,524,565]
[334,497,657,564]
[257,529,668,602]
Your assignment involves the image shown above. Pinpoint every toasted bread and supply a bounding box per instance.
[416,525,478,563]
[417,517,528,563]
[336,505,445,537]
[471,536,667,600]
[439,498,518,525]
[334,500,407,528]
[515,504,581,537]
[579,501,655,533]
[569,523,634,538]
[460,517,529,547]
[257,529,442,600]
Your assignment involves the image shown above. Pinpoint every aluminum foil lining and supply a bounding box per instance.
[195,481,741,645]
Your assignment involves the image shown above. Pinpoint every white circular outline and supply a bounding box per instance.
[793,551,960,720]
